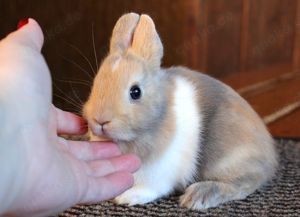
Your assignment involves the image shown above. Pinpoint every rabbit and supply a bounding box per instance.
[82,13,278,210]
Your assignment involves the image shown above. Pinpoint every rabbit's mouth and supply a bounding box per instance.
[88,121,111,138]
[88,119,137,142]
[89,125,113,142]
[89,133,112,142]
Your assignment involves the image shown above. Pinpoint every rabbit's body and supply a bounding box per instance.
[84,13,277,209]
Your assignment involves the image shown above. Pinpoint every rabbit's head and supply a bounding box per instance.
[83,13,169,142]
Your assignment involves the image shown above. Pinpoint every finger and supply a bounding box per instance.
[80,171,134,203]
[4,18,44,51]
[86,154,141,177]
[54,105,87,135]
[66,140,122,161]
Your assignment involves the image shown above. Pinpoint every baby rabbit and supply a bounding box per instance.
[83,13,278,210]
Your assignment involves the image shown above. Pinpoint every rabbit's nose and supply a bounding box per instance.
[93,118,110,127]
[100,121,110,126]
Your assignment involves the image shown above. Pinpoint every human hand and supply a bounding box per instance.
[0,19,140,217]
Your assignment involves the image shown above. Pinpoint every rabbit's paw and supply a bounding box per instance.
[114,187,158,206]
[180,181,240,210]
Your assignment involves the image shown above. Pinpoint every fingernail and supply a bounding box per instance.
[17,18,29,29]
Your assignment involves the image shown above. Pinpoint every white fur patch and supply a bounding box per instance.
[170,76,202,185]
[111,58,121,72]
[130,76,202,201]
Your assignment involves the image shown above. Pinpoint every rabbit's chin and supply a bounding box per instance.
[89,129,137,143]
[89,133,112,142]
[106,131,137,143]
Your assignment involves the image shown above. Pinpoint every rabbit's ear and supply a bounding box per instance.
[131,14,163,69]
[110,13,140,54]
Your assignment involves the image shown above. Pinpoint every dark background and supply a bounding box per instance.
[1,0,300,137]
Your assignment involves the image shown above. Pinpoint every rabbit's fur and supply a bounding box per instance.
[83,13,278,209]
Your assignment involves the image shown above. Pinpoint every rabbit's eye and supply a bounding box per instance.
[130,85,142,100]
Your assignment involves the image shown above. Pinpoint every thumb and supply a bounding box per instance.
[5,18,44,51]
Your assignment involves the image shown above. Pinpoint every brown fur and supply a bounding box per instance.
[83,13,278,209]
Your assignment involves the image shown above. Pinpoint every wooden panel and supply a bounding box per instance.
[269,107,300,137]
[245,74,300,117]
[221,62,293,89]
[239,0,250,71]
[205,0,243,77]
[178,0,205,71]
[245,0,296,70]
[293,0,300,72]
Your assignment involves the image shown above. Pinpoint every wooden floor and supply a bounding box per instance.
[221,62,300,138]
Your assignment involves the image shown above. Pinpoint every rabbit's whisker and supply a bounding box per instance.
[53,84,83,110]
[59,54,93,80]
[92,23,99,72]
[54,78,91,87]
[54,95,82,115]
[63,41,97,75]
[70,83,84,105]
[54,93,82,111]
